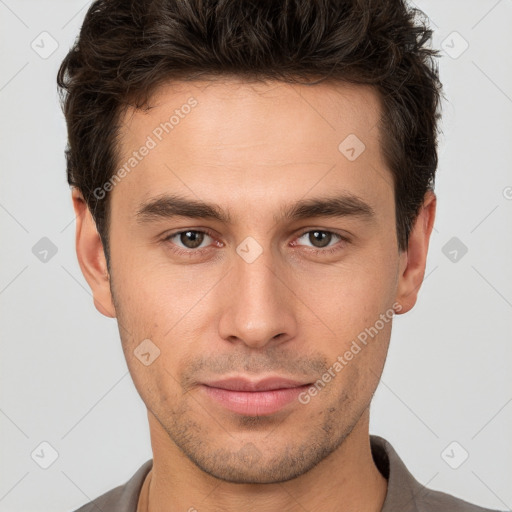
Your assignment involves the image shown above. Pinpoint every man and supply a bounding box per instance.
[57,1,502,511]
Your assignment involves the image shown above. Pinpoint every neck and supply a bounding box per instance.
[143,409,387,512]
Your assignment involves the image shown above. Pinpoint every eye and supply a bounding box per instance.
[161,228,348,258]
[164,230,215,250]
[294,230,347,252]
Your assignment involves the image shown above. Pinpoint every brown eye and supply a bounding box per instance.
[297,230,339,249]
[165,230,213,251]
[293,230,348,255]
[178,231,206,249]
[308,230,333,248]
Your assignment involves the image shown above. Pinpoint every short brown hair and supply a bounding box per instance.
[57,0,443,263]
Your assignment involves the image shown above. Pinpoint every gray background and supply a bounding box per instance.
[1,0,511,511]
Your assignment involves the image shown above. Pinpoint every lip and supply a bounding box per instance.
[203,377,308,391]
[201,377,311,416]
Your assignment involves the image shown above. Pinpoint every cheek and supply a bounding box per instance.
[113,253,219,327]
[297,251,398,332]
[111,260,222,386]
[291,250,397,392]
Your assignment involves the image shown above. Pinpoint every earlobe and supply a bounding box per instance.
[71,188,116,318]
[395,190,436,314]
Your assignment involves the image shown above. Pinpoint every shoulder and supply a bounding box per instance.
[70,459,153,512]
[416,485,504,512]
[370,436,503,512]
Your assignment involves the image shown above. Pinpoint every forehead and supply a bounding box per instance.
[113,79,392,218]
[122,78,383,145]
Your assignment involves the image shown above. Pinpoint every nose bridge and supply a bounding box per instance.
[218,242,296,348]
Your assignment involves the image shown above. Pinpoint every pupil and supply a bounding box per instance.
[310,230,331,248]
[181,231,204,249]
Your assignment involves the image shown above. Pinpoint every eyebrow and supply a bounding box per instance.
[135,192,375,225]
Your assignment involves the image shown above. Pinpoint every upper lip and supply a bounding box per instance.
[202,377,310,392]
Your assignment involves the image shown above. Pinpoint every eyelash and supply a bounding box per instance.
[162,228,221,258]
[162,228,349,257]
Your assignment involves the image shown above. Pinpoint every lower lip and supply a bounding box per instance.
[202,385,310,416]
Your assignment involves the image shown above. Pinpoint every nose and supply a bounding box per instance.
[217,247,298,350]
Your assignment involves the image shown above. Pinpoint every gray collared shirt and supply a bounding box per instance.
[72,435,502,512]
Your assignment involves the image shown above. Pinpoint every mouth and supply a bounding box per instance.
[200,377,312,416]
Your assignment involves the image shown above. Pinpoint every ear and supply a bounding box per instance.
[395,190,436,314]
[71,187,116,318]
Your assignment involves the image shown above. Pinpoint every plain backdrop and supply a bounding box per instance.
[1,1,511,511]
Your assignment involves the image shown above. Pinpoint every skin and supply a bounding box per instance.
[72,78,436,512]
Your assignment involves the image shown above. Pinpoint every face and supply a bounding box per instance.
[74,79,434,484]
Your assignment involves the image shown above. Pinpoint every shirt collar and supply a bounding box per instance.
[371,434,422,512]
